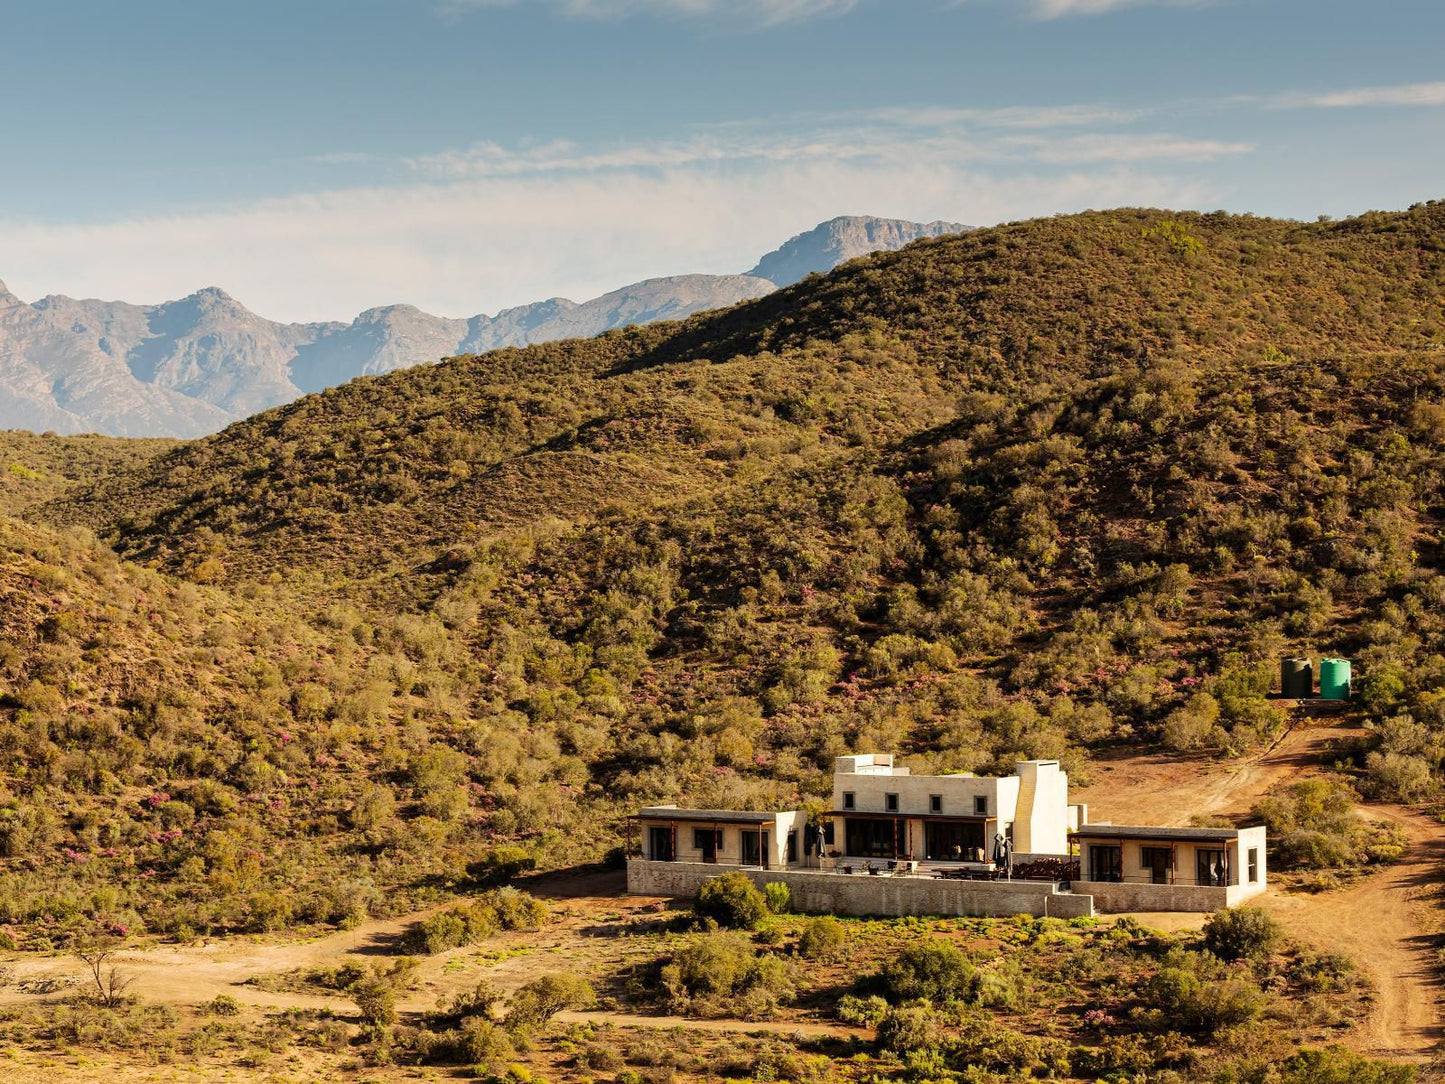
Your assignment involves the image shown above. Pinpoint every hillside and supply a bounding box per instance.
[0,216,964,438]
[7,202,1445,946]
[0,430,175,518]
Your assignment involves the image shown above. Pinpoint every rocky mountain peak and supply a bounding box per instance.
[747,215,971,287]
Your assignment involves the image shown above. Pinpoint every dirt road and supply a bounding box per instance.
[1077,716,1443,1059]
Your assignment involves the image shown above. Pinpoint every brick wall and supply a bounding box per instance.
[627,860,1094,919]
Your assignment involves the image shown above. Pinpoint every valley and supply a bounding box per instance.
[3,202,1445,1081]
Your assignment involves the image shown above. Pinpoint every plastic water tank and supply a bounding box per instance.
[1319,658,1352,700]
[1280,657,1313,699]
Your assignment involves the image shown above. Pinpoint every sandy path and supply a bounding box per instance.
[0,879,652,1016]
[1071,718,1324,826]
[1078,716,1443,1058]
[1260,806,1445,1058]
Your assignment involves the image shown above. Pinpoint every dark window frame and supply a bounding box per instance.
[929,794,943,814]
[692,828,723,852]
[885,792,900,812]
[842,791,855,810]
[973,794,988,815]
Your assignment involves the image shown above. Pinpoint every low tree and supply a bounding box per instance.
[505,973,595,1030]
[76,944,133,1008]
[695,871,769,930]
[1203,907,1282,962]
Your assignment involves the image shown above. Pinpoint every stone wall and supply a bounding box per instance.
[1072,879,1230,913]
[627,860,1094,919]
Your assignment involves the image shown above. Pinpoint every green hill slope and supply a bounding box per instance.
[7,202,1445,942]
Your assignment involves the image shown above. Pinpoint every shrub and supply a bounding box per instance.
[660,931,794,1018]
[876,1001,943,1056]
[1203,908,1282,962]
[879,941,976,1003]
[762,881,790,914]
[201,993,241,1016]
[836,993,888,1026]
[506,973,595,1030]
[1274,1044,1416,1084]
[797,915,844,959]
[467,845,537,886]
[402,889,546,954]
[1252,779,1404,870]
[1143,951,1265,1033]
[348,959,418,1027]
[695,872,769,930]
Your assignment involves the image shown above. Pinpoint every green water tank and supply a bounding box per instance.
[1281,657,1313,699]
[1319,658,1352,700]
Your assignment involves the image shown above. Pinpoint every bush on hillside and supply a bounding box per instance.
[1203,907,1282,962]
[695,872,769,930]
[1252,780,1405,870]
[878,941,976,1003]
[797,915,844,959]
[661,931,794,1018]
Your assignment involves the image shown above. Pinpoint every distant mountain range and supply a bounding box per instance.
[0,215,967,438]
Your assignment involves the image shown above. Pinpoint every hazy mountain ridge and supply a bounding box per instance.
[747,214,971,286]
[0,216,968,437]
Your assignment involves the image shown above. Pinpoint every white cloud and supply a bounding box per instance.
[1279,81,1445,108]
[404,108,1248,179]
[1024,0,1212,16]
[0,160,1219,324]
[443,0,857,24]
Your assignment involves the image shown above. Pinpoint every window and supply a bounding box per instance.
[692,829,723,852]
[973,795,988,816]
[822,821,835,846]
[741,830,769,868]
[929,794,942,814]
[1088,845,1123,883]
[647,826,674,862]
[845,818,904,859]
[1141,846,1172,885]
[1248,847,1259,883]
[885,792,899,812]
[1197,849,1227,887]
[842,791,855,810]
[786,831,798,864]
[924,821,984,861]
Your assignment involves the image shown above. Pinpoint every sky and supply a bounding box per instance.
[0,0,1442,322]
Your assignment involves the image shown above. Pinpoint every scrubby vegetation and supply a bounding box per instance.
[1252,779,1407,870]
[4,202,1445,953]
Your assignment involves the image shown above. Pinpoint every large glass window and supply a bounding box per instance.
[924,820,985,861]
[648,826,674,862]
[693,829,722,862]
[845,818,903,858]
[1089,845,1123,882]
[1141,846,1172,884]
[1197,849,1227,887]
[741,829,770,867]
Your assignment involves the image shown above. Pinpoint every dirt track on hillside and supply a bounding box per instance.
[1077,716,1444,1058]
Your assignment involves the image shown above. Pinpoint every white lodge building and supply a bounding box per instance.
[627,754,1267,917]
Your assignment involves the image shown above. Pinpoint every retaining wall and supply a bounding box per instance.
[627,860,1094,919]
[1072,880,1230,913]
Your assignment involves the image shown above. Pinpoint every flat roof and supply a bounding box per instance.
[636,807,782,825]
[1073,824,1245,842]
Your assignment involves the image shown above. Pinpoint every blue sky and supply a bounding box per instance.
[1,0,1442,321]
